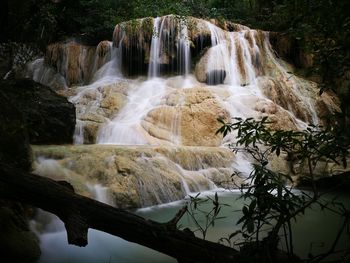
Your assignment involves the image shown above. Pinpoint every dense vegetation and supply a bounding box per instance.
[213,116,350,262]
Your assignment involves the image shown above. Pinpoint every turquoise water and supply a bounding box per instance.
[36,190,350,263]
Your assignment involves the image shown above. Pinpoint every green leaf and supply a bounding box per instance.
[229,230,241,240]
[237,215,246,225]
[249,200,257,213]
[242,206,249,215]
[247,220,255,233]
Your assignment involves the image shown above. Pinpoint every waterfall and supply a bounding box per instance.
[262,33,319,126]
[96,78,168,144]
[27,15,334,205]
[204,22,260,86]
[23,15,344,263]
[26,58,68,89]
[177,19,191,76]
[86,183,112,205]
[236,31,258,86]
[148,16,191,78]
[148,17,161,78]
[90,41,121,81]
[70,41,123,144]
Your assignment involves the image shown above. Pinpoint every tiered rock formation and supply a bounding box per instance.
[26,15,342,208]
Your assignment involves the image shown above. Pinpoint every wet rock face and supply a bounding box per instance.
[113,15,216,77]
[33,145,237,209]
[143,87,229,146]
[71,81,129,144]
[95,41,112,70]
[258,75,341,126]
[113,17,153,76]
[45,42,97,86]
[269,32,314,69]
[0,78,76,144]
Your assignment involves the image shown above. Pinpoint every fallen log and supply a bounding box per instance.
[0,165,240,263]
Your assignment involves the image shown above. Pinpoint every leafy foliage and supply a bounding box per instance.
[185,192,228,240]
[217,116,350,260]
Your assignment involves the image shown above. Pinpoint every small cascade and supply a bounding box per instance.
[45,41,96,86]
[86,183,113,205]
[261,33,320,126]
[32,145,237,208]
[168,158,218,196]
[90,41,120,81]
[205,22,238,85]
[148,16,191,78]
[236,31,258,86]
[97,78,168,144]
[148,17,161,78]
[26,58,68,89]
[73,120,85,144]
[170,98,183,145]
[26,40,117,90]
[204,22,261,86]
[177,19,191,76]
[92,41,113,75]
[70,42,124,144]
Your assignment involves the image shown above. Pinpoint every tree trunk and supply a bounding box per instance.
[0,165,240,263]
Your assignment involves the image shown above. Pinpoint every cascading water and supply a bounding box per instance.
[262,33,319,126]
[25,15,342,263]
[96,78,169,144]
[148,17,161,78]
[27,14,337,201]
[205,21,240,86]
[97,16,193,145]
[177,19,191,76]
[27,15,335,198]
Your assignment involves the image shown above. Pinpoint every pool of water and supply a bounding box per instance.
[34,189,350,263]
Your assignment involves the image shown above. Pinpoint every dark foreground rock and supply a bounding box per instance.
[0,200,41,263]
[0,88,31,170]
[0,78,76,262]
[0,78,76,144]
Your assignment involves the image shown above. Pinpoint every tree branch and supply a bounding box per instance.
[0,165,240,263]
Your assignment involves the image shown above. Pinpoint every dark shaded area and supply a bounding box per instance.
[298,171,350,191]
[2,0,118,46]
[0,199,41,263]
[0,79,76,144]
[0,77,76,262]
[0,89,31,170]
[269,33,306,68]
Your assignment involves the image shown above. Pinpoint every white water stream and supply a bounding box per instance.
[55,17,319,146]
[97,78,168,144]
